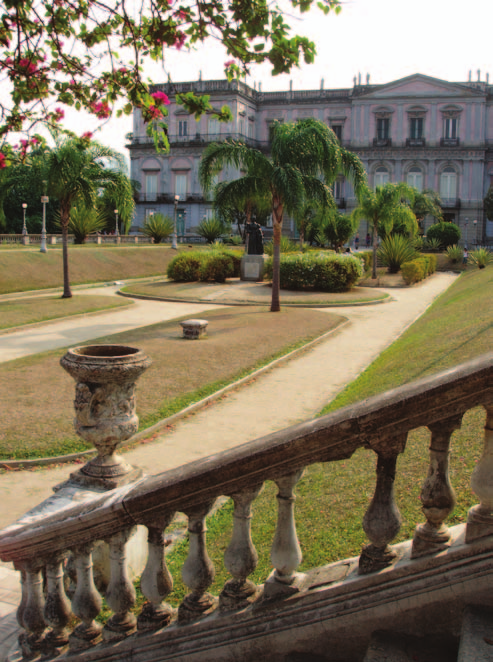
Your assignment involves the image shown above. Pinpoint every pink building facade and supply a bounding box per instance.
[128,74,493,244]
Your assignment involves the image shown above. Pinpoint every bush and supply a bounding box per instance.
[196,217,229,243]
[400,255,435,284]
[167,251,203,281]
[55,206,106,244]
[264,235,299,255]
[446,244,463,264]
[377,235,418,273]
[167,247,243,282]
[223,235,244,246]
[265,252,362,292]
[422,237,442,253]
[142,213,174,244]
[359,250,372,272]
[199,251,234,282]
[468,248,493,269]
[426,222,461,249]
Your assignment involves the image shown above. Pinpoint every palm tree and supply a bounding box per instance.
[97,170,137,235]
[412,188,443,234]
[46,137,123,297]
[351,182,417,279]
[200,119,366,311]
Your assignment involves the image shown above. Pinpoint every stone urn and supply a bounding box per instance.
[60,344,151,490]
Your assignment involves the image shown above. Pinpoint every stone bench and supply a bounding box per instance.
[180,319,208,339]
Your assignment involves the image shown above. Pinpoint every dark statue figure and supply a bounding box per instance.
[245,221,264,255]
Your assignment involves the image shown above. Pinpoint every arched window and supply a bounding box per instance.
[440,167,457,200]
[407,167,423,192]
[374,167,389,189]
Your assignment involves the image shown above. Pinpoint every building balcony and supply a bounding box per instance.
[406,137,426,147]
[440,137,460,147]
[373,137,392,147]
[441,197,461,209]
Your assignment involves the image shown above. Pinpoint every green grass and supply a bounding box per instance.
[0,246,206,294]
[159,268,492,602]
[0,295,132,330]
[0,307,343,460]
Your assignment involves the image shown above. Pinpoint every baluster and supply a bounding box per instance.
[15,566,27,631]
[17,560,46,658]
[138,513,175,632]
[43,553,72,656]
[220,483,264,611]
[264,469,305,598]
[178,501,216,624]
[359,447,403,574]
[412,415,463,558]
[467,403,493,543]
[69,543,103,652]
[103,527,137,641]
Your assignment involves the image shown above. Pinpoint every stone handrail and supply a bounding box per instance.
[0,352,491,658]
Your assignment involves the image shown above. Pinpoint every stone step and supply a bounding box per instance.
[363,631,458,662]
[457,606,493,662]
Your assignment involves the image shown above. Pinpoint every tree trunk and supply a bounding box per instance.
[372,223,378,280]
[61,208,72,298]
[271,200,283,313]
[299,225,304,248]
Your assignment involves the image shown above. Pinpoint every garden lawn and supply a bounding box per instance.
[159,267,492,606]
[0,246,204,294]
[123,279,389,305]
[0,295,132,330]
[0,306,343,459]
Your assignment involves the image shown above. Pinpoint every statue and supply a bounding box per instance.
[245,221,264,255]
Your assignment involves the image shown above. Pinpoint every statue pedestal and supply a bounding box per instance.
[240,254,267,282]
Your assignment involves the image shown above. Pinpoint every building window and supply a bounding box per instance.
[204,209,215,220]
[377,118,390,140]
[440,167,457,200]
[410,118,423,139]
[330,124,343,141]
[175,173,188,198]
[374,167,389,189]
[239,118,245,136]
[268,120,283,142]
[407,167,423,191]
[248,121,254,139]
[333,178,344,199]
[178,120,188,137]
[444,117,458,139]
[208,118,220,135]
[144,173,158,201]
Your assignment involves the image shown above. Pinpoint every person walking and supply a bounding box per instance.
[463,245,468,266]
[365,232,371,248]
[354,233,360,251]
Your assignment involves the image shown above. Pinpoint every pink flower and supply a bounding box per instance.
[52,107,65,122]
[0,153,6,169]
[5,57,13,65]
[177,10,187,19]
[147,105,163,120]
[174,33,185,50]
[118,67,128,74]
[81,131,93,140]
[224,60,235,67]
[30,137,39,145]
[20,139,28,148]
[151,91,170,106]
[55,61,63,70]
[90,101,110,119]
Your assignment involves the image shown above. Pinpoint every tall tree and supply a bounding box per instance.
[0,0,342,150]
[412,188,443,233]
[351,183,417,279]
[97,171,136,235]
[46,136,122,297]
[200,118,366,311]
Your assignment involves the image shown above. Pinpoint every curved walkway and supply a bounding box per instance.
[0,272,458,660]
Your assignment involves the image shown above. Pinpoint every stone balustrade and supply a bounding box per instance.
[0,353,491,660]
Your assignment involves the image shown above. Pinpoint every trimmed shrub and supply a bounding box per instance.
[265,252,362,292]
[199,251,234,282]
[196,217,229,243]
[142,213,174,244]
[377,235,418,273]
[422,237,442,253]
[426,222,461,248]
[400,255,435,284]
[167,251,204,281]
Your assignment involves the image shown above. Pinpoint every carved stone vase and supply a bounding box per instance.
[60,344,151,490]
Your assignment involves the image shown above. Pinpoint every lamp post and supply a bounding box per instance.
[464,217,468,248]
[172,194,179,249]
[21,203,28,236]
[473,219,478,246]
[114,209,119,237]
[40,181,49,253]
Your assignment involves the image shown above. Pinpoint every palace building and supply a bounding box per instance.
[128,73,493,244]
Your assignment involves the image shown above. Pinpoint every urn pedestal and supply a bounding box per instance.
[60,344,151,490]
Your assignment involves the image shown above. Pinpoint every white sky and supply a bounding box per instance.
[58,0,493,157]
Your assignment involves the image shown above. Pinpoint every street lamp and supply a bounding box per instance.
[114,209,119,236]
[464,217,468,248]
[172,194,179,249]
[473,219,478,246]
[21,203,28,236]
[40,181,49,253]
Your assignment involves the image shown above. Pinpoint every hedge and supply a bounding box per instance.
[167,248,243,283]
[401,254,436,284]
[265,252,363,291]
